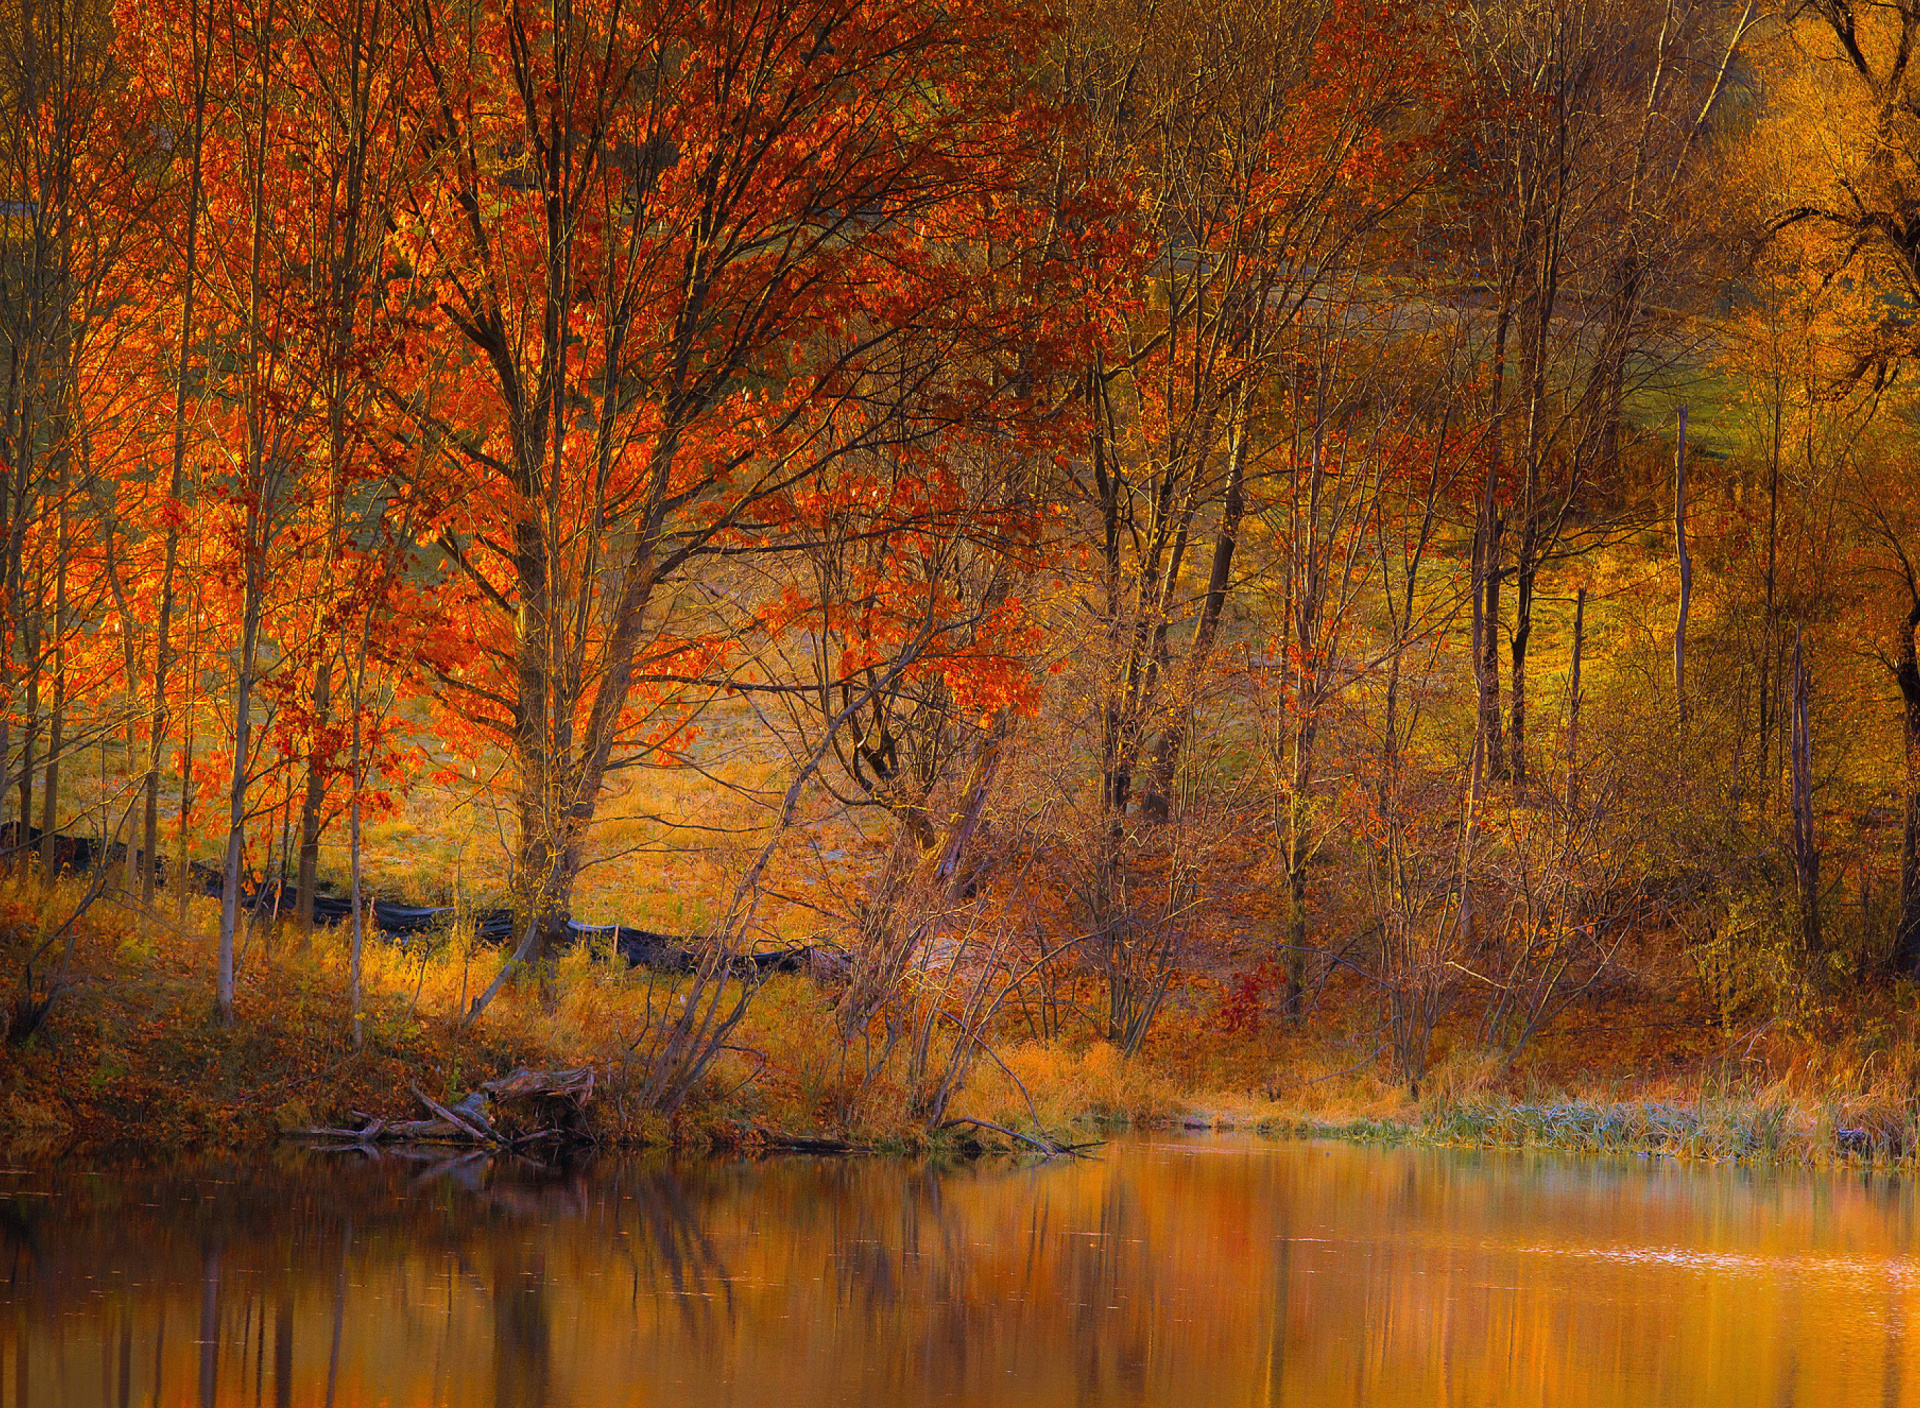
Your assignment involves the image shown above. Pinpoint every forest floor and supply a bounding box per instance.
[4,875,1919,1168]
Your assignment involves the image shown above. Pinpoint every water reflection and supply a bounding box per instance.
[1,1139,1917,1405]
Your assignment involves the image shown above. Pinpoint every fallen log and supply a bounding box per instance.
[302,1068,599,1151]
[411,1085,501,1145]
[936,1116,1103,1158]
[750,1129,873,1154]
[382,1117,466,1141]
[482,1065,595,1102]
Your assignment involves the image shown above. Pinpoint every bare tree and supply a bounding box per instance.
[1453,0,1753,788]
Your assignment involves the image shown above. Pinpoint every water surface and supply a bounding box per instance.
[2,1136,1915,1405]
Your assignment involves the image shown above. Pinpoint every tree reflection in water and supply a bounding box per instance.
[492,1244,551,1408]
[0,1140,1917,1405]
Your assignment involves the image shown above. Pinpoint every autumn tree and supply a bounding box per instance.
[1035,0,1447,1034]
[1449,0,1752,791]
[1754,0,1920,973]
[0,0,164,884]
[1254,302,1480,1015]
[395,0,1077,988]
[262,0,428,936]
[1055,0,1434,821]
[766,442,1049,1041]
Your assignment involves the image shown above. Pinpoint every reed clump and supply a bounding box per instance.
[1426,1097,1799,1159]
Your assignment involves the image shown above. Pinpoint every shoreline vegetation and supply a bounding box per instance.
[9,880,1920,1173]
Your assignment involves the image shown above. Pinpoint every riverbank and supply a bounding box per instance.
[6,881,1920,1168]
[1251,1098,1908,1165]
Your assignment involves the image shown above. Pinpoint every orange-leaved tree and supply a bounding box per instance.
[391,0,1083,998]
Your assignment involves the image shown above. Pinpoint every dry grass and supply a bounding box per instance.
[11,862,1920,1169]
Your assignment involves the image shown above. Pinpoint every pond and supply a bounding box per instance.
[1,1136,1915,1405]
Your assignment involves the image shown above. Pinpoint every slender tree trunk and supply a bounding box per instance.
[1457,660,1488,975]
[176,600,198,921]
[217,531,264,1026]
[1475,277,1514,795]
[1283,823,1311,1017]
[0,400,10,850]
[295,665,330,935]
[1280,695,1323,1019]
[0,419,25,870]
[1674,405,1692,720]
[297,5,376,937]
[37,642,60,869]
[16,613,36,866]
[1277,437,1330,1020]
[149,25,208,909]
[100,542,142,893]
[1509,542,1533,792]
[1479,510,1505,782]
[506,505,570,995]
[1508,210,1560,796]
[1892,604,1920,976]
[1142,419,1248,818]
[1791,628,1819,958]
[37,460,67,876]
[37,659,59,866]
[1759,383,1781,800]
[217,10,282,1023]
[1567,587,1584,812]
[347,675,364,1049]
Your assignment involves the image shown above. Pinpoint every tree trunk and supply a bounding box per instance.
[176,609,198,921]
[1674,406,1692,720]
[1280,709,1322,1019]
[505,503,572,998]
[15,615,35,869]
[294,663,330,935]
[146,523,179,909]
[1479,510,1505,782]
[36,681,59,869]
[1509,540,1534,793]
[1284,830,1310,1018]
[37,670,59,868]
[1566,587,1585,812]
[0,389,10,854]
[1759,383,1781,802]
[148,7,206,910]
[37,458,68,878]
[217,533,264,1026]
[1892,604,1920,976]
[1476,255,1514,792]
[495,492,673,1006]
[348,685,365,1049]
[1141,419,1248,819]
[1791,628,1819,958]
[297,0,376,938]
[1507,193,1560,796]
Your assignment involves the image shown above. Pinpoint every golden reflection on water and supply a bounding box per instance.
[1,1138,1916,1406]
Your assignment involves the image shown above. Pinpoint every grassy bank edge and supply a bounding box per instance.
[672,1095,1920,1168]
[1207,1096,1914,1169]
[8,886,1920,1172]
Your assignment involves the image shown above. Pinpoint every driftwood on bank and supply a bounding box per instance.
[936,1116,1105,1158]
[747,1128,874,1154]
[304,1066,598,1152]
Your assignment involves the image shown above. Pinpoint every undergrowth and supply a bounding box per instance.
[8,876,1920,1170]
